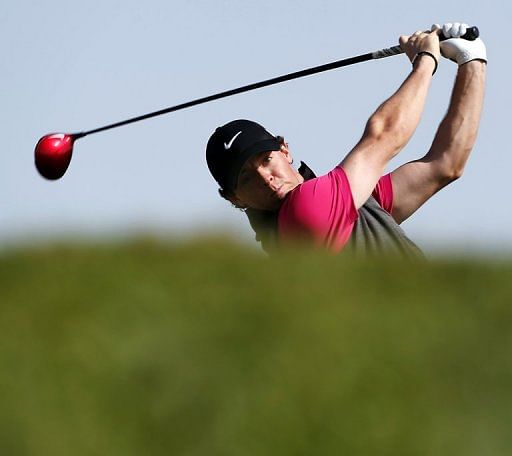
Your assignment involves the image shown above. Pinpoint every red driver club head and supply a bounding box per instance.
[34,133,77,180]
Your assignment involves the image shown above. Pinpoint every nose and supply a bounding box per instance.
[256,167,274,186]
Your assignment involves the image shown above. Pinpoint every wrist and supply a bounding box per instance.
[459,58,487,67]
[412,52,439,75]
[457,59,487,77]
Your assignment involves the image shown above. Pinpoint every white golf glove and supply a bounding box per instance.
[431,22,487,65]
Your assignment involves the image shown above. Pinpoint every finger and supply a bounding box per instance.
[453,22,462,37]
[460,23,468,36]
[431,24,443,36]
[443,23,453,38]
[399,35,410,46]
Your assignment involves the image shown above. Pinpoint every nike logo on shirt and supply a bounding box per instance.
[224,131,242,150]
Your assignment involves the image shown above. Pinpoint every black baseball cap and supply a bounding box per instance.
[206,119,281,194]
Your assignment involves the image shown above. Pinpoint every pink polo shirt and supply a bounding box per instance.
[277,165,393,252]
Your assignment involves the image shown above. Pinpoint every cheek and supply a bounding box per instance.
[280,167,296,182]
[275,159,295,180]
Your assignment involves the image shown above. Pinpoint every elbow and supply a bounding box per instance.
[443,167,464,184]
[451,162,466,181]
[365,114,410,152]
[437,159,466,185]
[430,140,475,186]
[432,166,463,189]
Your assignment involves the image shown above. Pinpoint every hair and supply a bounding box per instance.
[218,136,287,210]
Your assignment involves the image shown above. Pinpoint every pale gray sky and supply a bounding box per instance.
[1,0,510,253]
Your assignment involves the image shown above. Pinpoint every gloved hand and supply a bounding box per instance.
[431,22,487,65]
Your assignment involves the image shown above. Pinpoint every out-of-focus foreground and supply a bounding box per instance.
[1,239,511,455]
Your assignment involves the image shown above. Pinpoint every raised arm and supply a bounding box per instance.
[340,30,440,209]
[390,23,487,223]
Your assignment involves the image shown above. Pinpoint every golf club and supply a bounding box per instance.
[35,26,479,180]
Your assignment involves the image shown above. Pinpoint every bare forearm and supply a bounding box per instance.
[427,61,486,174]
[367,56,435,151]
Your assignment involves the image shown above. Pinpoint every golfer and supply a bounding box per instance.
[206,23,487,256]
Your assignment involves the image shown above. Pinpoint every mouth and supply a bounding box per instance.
[273,185,286,199]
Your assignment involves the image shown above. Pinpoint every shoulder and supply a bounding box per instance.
[290,166,351,199]
[282,167,351,217]
[278,166,358,247]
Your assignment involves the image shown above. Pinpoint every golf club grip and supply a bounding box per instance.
[373,25,480,59]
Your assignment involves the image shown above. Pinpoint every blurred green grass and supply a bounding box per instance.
[1,238,512,455]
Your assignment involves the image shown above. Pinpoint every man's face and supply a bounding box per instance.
[231,147,304,211]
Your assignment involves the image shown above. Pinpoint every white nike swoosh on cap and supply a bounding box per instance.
[224,131,242,150]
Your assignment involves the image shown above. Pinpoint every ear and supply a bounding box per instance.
[279,143,293,164]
